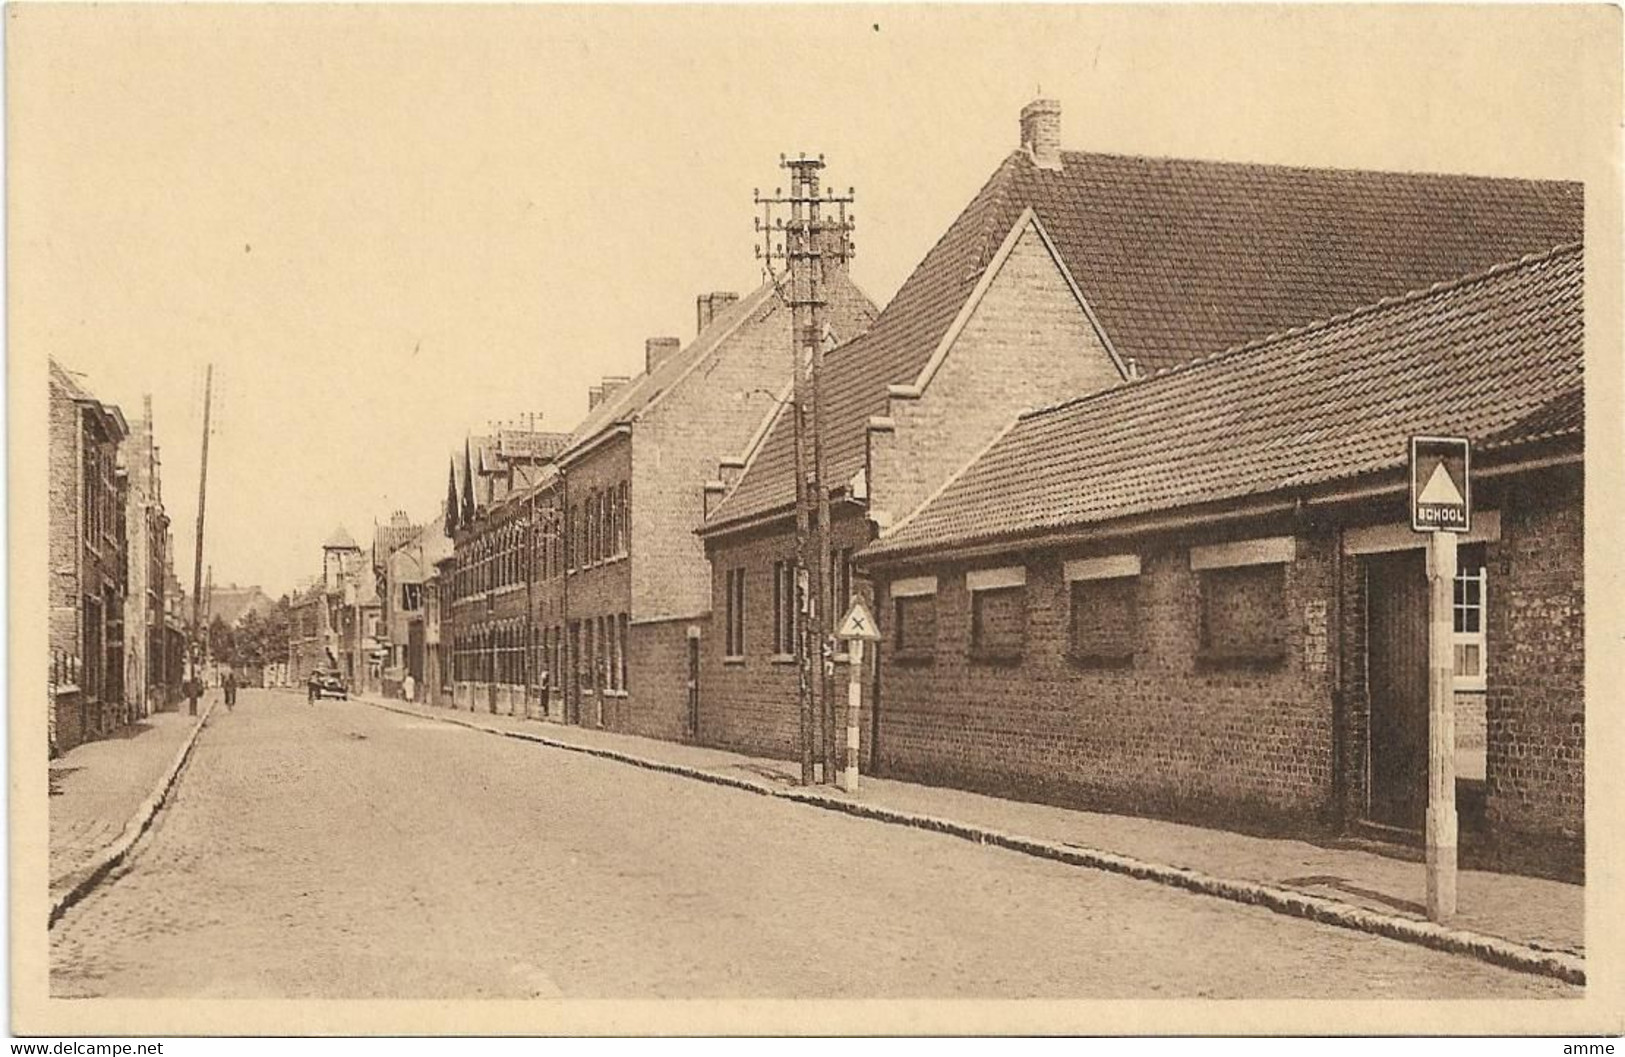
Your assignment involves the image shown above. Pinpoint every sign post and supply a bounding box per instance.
[835,599,882,793]
[1411,436,1470,922]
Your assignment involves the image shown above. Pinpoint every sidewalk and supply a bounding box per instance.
[49,703,213,907]
[360,693,1583,977]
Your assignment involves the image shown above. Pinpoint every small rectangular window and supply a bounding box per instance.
[619,613,630,692]
[1199,563,1287,664]
[1453,564,1488,690]
[725,568,746,659]
[895,594,937,658]
[772,559,798,656]
[970,585,1025,659]
[1069,575,1138,666]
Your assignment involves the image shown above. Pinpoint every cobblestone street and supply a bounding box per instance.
[49,690,1579,1000]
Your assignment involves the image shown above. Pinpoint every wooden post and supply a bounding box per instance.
[1425,528,1458,921]
[188,364,213,717]
[840,638,864,792]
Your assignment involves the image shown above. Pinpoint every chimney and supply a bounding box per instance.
[600,375,631,400]
[646,336,682,373]
[588,384,605,410]
[695,291,740,336]
[1020,98,1063,170]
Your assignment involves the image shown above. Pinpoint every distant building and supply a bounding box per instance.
[377,512,450,701]
[445,270,877,736]
[207,583,275,627]
[48,358,130,754]
[121,394,170,718]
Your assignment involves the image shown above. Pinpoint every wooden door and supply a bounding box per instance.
[1366,550,1429,829]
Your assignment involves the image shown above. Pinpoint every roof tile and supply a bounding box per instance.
[866,244,1584,560]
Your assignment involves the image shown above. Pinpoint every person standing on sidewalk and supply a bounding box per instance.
[223,668,237,709]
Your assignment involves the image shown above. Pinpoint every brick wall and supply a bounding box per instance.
[48,375,81,674]
[868,218,1125,527]
[624,616,705,742]
[872,525,1339,831]
[701,508,876,760]
[631,271,876,624]
[1484,465,1584,848]
[560,438,632,729]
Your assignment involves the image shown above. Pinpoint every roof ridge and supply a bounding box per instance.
[1057,148,1584,188]
[968,152,1022,282]
[1019,240,1583,424]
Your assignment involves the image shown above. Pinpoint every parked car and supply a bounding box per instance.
[308,669,348,701]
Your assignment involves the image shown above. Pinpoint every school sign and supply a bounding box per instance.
[1410,436,1471,533]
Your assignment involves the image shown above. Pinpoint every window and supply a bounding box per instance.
[565,504,577,571]
[616,482,629,556]
[835,548,854,620]
[725,568,746,659]
[1454,563,1488,690]
[967,567,1026,659]
[1199,563,1287,663]
[772,559,798,656]
[895,595,937,657]
[617,614,630,692]
[1069,576,1138,665]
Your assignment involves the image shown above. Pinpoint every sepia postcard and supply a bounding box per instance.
[7,2,1623,1038]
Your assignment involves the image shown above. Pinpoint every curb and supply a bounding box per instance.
[49,701,216,928]
[358,697,1585,986]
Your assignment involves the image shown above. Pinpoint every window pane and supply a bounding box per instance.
[1454,642,1481,678]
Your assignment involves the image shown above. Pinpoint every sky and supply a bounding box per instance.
[10,5,1612,600]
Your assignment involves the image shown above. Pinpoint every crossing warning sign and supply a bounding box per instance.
[836,599,882,642]
[1410,436,1471,533]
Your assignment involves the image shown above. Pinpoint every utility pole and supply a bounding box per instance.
[188,364,213,717]
[756,154,855,785]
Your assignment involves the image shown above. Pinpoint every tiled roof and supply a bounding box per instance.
[702,149,1582,532]
[557,269,877,467]
[864,243,1583,561]
[207,586,274,626]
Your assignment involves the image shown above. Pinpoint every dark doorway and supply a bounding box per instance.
[1365,549,1429,829]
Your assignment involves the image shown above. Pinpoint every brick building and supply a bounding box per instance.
[444,422,568,717]
[377,513,449,700]
[287,582,334,686]
[696,98,1583,766]
[287,527,374,688]
[859,245,1583,871]
[443,273,877,737]
[48,358,130,754]
[121,394,172,717]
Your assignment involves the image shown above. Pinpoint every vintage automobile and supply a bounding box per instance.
[307,669,349,701]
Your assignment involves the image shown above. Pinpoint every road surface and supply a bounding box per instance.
[50,690,1578,999]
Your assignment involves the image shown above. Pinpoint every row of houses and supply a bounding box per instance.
[48,358,189,755]
[370,99,1586,871]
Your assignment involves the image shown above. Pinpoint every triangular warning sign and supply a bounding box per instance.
[1419,461,1464,506]
[836,599,882,641]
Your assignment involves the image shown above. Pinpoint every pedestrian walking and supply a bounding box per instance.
[402,672,416,703]
[223,668,238,709]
